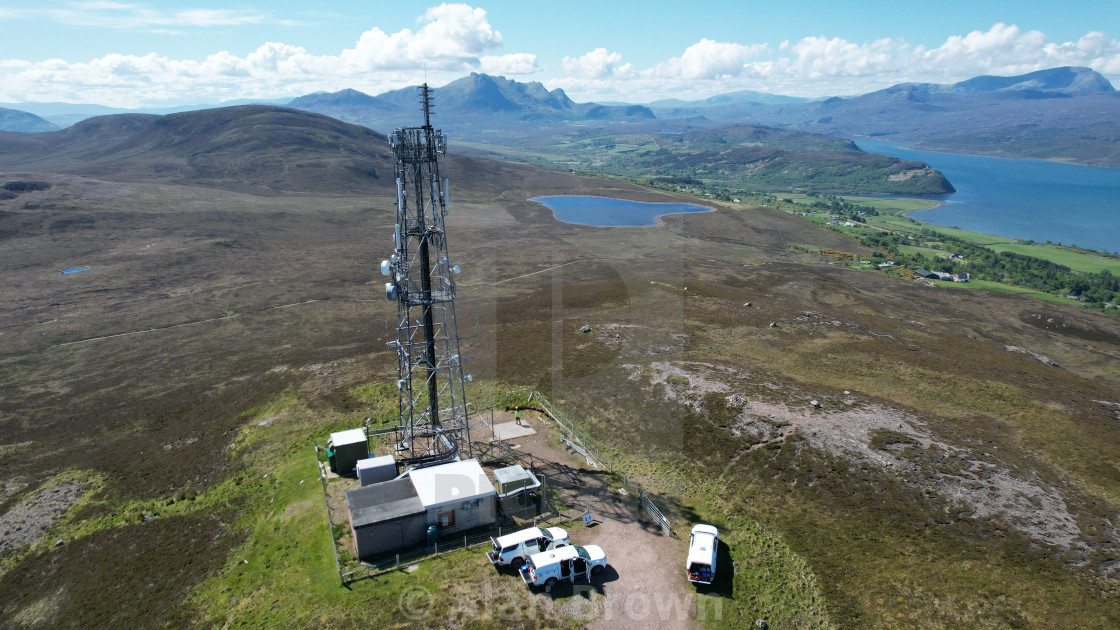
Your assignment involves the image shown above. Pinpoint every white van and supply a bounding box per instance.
[686,524,719,584]
[520,544,607,588]
[487,526,569,569]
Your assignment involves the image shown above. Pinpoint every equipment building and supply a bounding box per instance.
[345,458,497,558]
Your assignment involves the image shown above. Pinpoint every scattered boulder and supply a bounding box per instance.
[769,322,777,328]
[579,325,592,333]
[810,400,821,409]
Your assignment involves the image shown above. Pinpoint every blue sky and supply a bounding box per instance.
[1,1,1117,107]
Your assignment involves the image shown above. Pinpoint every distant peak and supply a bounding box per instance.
[950,66,1114,95]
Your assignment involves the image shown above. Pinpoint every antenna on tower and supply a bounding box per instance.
[380,85,469,468]
[420,83,433,129]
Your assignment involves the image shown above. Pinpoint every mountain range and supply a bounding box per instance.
[0,105,569,196]
[656,66,1119,166]
[1,66,1116,167]
[285,66,1120,167]
[287,73,654,132]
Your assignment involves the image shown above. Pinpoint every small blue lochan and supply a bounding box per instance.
[58,267,90,275]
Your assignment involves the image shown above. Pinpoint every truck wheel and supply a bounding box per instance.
[591,565,603,576]
[511,558,523,571]
[545,577,558,588]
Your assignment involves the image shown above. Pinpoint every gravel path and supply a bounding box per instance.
[502,411,700,628]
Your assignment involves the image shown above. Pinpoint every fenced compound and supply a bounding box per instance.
[313,387,676,586]
[351,512,567,583]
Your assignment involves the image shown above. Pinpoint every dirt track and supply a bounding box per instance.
[490,410,705,629]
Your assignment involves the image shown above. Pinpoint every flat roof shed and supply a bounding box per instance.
[493,464,540,496]
[345,478,427,558]
[346,478,425,527]
[329,428,369,476]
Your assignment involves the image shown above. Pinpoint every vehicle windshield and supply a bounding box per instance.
[576,546,590,560]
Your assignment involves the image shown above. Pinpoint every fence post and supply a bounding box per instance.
[464,534,468,548]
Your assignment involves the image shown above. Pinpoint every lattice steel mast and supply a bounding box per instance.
[381,84,472,467]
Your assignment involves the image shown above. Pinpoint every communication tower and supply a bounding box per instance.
[381,84,473,467]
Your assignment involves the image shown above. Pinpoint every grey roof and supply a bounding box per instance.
[356,454,396,470]
[346,478,425,528]
[493,465,533,486]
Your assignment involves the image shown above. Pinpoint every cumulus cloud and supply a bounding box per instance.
[4,13,1119,106]
[553,23,1120,101]
[0,3,534,106]
[562,48,632,79]
[656,39,770,79]
[337,3,503,72]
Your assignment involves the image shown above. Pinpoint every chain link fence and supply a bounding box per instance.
[526,388,675,538]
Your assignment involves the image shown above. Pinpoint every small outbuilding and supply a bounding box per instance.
[345,478,427,558]
[493,464,541,514]
[345,458,499,559]
[328,428,368,476]
[357,455,397,486]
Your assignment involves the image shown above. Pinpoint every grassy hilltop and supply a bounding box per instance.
[1,106,1118,628]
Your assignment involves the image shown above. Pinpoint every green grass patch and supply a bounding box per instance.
[839,196,942,212]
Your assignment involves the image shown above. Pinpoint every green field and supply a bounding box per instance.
[838,197,1120,275]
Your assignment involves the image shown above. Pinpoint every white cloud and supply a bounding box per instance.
[562,48,631,79]
[0,3,532,106]
[480,53,539,76]
[553,24,1120,101]
[656,39,770,79]
[336,3,503,73]
[3,13,1119,107]
[41,4,272,30]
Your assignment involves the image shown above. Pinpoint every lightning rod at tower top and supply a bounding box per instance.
[381,84,472,468]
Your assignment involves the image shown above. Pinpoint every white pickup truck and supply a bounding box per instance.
[487,526,569,569]
[520,544,607,588]
[686,524,719,585]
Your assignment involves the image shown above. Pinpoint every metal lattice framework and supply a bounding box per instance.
[381,84,472,467]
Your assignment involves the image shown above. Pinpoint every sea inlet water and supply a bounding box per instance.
[530,196,713,227]
[857,140,1120,255]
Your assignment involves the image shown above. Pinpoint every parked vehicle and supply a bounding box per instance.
[686,524,719,584]
[520,544,607,588]
[487,526,569,569]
